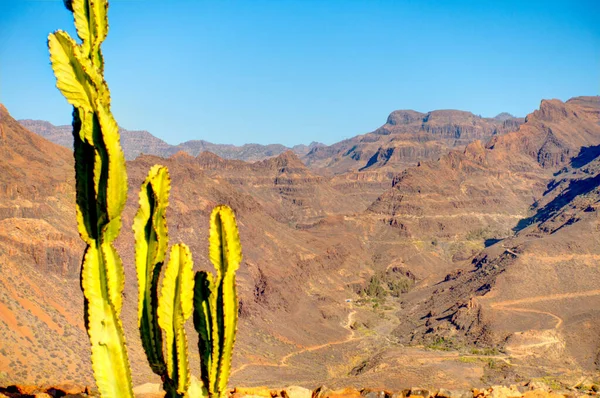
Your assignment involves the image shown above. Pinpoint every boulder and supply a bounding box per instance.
[281,386,312,398]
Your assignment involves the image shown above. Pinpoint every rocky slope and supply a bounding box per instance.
[367,97,600,255]
[351,96,600,381]
[18,119,324,162]
[0,105,88,386]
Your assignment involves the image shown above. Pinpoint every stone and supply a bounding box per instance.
[281,386,312,398]
[133,383,162,394]
[522,391,565,398]
[233,387,273,398]
[316,388,362,398]
[406,388,432,398]
[50,384,87,395]
[472,388,487,398]
[361,389,388,398]
[489,386,521,398]
[133,383,164,398]
[526,382,550,392]
[435,388,472,398]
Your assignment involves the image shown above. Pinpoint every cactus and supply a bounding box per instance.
[135,170,242,398]
[134,166,194,397]
[50,1,242,396]
[48,0,134,396]
[194,206,242,398]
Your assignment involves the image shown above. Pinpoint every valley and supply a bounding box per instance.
[1,96,599,392]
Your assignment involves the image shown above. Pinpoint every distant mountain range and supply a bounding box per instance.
[19,109,522,170]
[17,119,325,162]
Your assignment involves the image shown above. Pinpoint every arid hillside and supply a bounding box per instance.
[0,104,87,386]
[2,97,600,391]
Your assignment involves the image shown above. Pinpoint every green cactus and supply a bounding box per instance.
[134,166,194,397]
[158,243,195,395]
[134,169,242,397]
[48,0,133,396]
[50,1,242,396]
[132,166,169,375]
[194,206,242,398]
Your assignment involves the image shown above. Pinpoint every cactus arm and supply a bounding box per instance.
[133,165,171,374]
[208,277,221,396]
[158,244,195,394]
[193,271,215,390]
[208,206,242,397]
[48,31,95,115]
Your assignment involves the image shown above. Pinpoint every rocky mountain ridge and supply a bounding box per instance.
[302,109,524,175]
[20,105,522,170]
[18,119,325,162]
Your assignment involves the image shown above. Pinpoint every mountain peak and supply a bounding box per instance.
[170,150,194,161]
[386,110,425,125]
[493,112,516,121]
[255,149,307,172]
[271,150,306,167]
[526,98,575,124]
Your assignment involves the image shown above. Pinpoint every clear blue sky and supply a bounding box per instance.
[1,1,598,147]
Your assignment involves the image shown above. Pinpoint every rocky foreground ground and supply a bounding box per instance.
[1,383,599,398]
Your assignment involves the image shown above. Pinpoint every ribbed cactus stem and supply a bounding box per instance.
[194,205,242,398]
[48,0,134,396]
[158,244,195,395]
[134,166,198,397]
[133,166,170,376]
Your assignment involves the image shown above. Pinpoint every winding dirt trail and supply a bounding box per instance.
[490,289,600,329]
[279,309,357,366]
[488,289,600,356]
[230,308,358,376]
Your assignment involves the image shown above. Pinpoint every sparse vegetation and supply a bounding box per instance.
[469,347,500,356]
[363,274,387,298]
[425,336,455,351]
[457,356,481,364]
[359,270,414,300]
[387,277,413,297]
[536,376,566,391]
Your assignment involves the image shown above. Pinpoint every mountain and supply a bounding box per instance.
[358,96,600,381]
[3,96,600,391]
[302,109,524,175]
[18,119,324,162]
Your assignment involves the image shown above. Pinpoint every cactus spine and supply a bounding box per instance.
[48,0,134,396]
[194,206,242,398]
